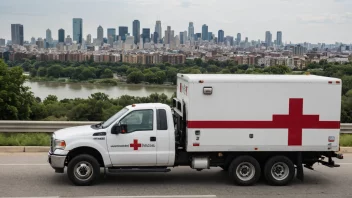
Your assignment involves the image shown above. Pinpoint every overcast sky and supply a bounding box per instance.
[0,0,351,44]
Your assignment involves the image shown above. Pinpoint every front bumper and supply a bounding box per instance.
[48,151,66,169]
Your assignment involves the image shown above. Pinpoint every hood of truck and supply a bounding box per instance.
[53,125,105,140]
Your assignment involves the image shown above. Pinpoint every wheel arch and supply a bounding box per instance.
[67,146,105,167]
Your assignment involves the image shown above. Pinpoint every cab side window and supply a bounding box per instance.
[120,109,153,133]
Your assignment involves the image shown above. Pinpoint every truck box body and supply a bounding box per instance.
[176,74,342,152]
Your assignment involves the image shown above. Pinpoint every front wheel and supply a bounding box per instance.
[67,154,100,186]
[228,155,261,186]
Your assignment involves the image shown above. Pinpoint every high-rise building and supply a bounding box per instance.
[31,37,36,44]
[86,34,92,45]
[65,35,72,45]
[202,24,208,41]
[11,24,24,45]
[195,33,201,41]
[183,31,187,43]
[218,30,224,43]
[133,20,140,44]
[97,25,104,42]
[236,33,241,45]
[58,29,65,43]
[165,26,173,44]
[153,32,159,44]
[0,38,5,46]
[107,28,116,46]
[277,31,282,46]
[208,32,213,41]
[155,21,162,43]
[46,29,52,44]
[265,31,272,47]
[293,44,307,56]
[36,38,44,49]
[119,26,128,41]
[72,18,83,44]
[142,28,150,43]
[188,22,194,41]
[180,32,184,44]
[225,36,234,46]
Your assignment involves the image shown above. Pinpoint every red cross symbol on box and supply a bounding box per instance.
[130,139,142,150]
[187,98,340,146]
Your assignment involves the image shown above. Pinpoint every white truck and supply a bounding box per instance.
[48,73,344,186]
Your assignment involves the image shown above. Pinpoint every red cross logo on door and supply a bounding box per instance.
[187,98,340,146]
[130,139,142,150]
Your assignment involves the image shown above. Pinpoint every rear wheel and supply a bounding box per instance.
[228,155,261,186]
[264,156,295,186]
[67,154,100,186]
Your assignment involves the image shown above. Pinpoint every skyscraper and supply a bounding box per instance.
[236,33,241,46]
[155,21,162,43]
[119,26,128,41]
[208,32,213,41]
[188,22,194,41]
[58,29,65,43]
[97,25,104,42]
[202,24,208,41]
[46,29,52,44]
[277,31,282,46]
[107,28,116,46]
[218,30,224,43]
[142,28,150,43]
[180,32,184,44]
[72,18,83,44]
[86,34,92,44]
[265,31,272,47]
[0,38,5,46]
[165,26,172,44]
[11,24,24,45]
[153,32,159,44]
[133,20,140,44]
[183,31,187,43]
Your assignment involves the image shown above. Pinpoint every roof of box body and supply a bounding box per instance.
[177,74,341,83]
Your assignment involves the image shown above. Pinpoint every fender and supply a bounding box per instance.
[65,137,112,167]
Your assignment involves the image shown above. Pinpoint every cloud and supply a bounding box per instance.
[297,12,352,24]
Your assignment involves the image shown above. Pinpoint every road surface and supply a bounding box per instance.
[0,153,352,198]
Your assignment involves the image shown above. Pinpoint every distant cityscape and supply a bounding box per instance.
[0,18,351,68]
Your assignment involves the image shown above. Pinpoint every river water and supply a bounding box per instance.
[24,81,176,100]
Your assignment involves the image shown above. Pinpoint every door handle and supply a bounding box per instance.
[150,137,156,142]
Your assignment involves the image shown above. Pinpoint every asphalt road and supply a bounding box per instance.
[0,153,352,198]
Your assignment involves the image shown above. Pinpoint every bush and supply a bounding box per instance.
[340,134,352,147]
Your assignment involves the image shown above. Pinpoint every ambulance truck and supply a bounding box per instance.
[48,74,344,186]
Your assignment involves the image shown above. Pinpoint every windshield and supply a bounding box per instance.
[102,108,129,128]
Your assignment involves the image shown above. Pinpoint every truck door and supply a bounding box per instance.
[156,108,170,166]
[107,108,157,166]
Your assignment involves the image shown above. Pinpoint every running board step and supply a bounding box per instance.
[108,168,171,173]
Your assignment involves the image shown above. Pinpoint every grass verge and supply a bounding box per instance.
[1,133,352,147]
[0,133,51,146]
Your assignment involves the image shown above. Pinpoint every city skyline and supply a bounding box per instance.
[1,0,351,44]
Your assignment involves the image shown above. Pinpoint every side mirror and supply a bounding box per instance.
[111,124,127,135]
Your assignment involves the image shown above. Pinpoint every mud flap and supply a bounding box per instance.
[296,152,304,181]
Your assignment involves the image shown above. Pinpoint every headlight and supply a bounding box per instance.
[54,139,66,150]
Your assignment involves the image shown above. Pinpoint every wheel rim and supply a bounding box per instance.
[271,162,289,181]
[73,161,94,181]
[235,162,255,181]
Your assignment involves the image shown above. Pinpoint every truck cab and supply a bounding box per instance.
[48,103,176,185]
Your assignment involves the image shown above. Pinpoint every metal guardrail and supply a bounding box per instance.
[0,120,351,133]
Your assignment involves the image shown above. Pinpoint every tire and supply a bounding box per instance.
[228,155,261,186]
[67,154,100,186]
[264,156,295,186]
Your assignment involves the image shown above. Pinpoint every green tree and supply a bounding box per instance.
[100,68,114,78]
[0,60,34,120]
[47,65,63,78]
[43,95,58,105]
[127,71,144,84]
[155,71,166,84]
[37,67,47,77]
